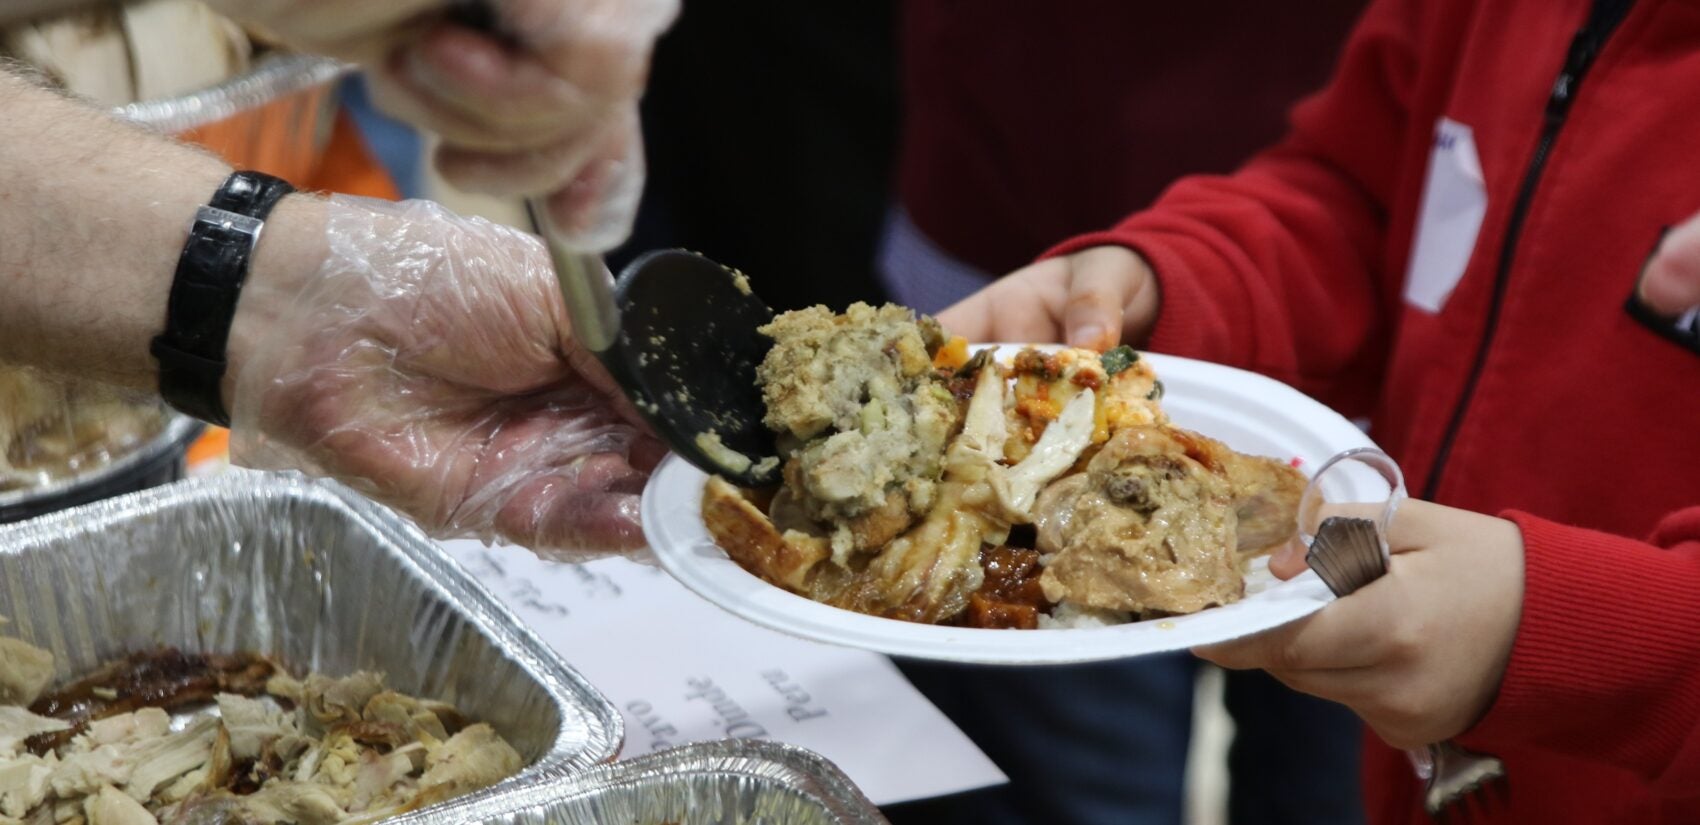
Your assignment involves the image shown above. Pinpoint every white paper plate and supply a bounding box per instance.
[642,349,1381,665]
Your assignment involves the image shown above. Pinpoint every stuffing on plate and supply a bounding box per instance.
[0,642,522,825]
[702,302,1306,629]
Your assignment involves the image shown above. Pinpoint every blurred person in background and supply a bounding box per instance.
[879,4,1368,824]
[940,0,1700,822]
[0,0,677,554]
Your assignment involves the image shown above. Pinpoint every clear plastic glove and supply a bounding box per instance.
[229,195,663,559]
[207,0,678,251]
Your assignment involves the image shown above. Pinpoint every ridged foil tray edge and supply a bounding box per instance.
[250,472,628,778]
[404,739,888,825]
[0,470,624,813]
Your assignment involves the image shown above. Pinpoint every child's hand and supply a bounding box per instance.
[1194,499,1526,749]
[937,245,1159,349]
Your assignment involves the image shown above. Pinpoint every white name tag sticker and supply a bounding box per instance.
[1404,117,1488,313]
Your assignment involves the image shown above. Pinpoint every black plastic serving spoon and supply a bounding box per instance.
[447,1,781,486]
[525,204,781,487]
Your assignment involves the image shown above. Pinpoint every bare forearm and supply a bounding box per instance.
[0,69,232,388]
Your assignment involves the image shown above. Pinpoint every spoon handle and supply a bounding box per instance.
[524,198,621,354]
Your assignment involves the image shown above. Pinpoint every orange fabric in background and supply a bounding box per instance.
[177,82,400,199]
[302,110,400,199]
[184,426,228,470]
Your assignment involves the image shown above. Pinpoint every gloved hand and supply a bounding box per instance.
[229,195,663,558]
[207,0,678,251]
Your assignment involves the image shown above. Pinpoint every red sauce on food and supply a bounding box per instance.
[962,545,1050,630]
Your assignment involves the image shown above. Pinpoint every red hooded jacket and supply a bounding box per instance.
[1049,0,1700,821]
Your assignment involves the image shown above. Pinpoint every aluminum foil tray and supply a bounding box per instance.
[0,470,622,813]
[408,739,888,825]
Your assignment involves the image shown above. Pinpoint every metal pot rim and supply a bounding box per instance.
[0,414,202,508]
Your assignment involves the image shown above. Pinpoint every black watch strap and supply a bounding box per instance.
[151,171,294,427]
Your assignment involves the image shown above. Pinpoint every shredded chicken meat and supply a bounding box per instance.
[0,645,521,825]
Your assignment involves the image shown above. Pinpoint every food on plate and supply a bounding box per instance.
[0,367,166,493]
[0,643,522,825]
[1034,425,1303,615]
[756,303,956,563]
[702,303,1306,628]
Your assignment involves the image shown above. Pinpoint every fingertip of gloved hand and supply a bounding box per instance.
[502,484,647,556]
[407,26,587,126]
[410,25,511,94]
[544,124,643,253]
[544,174,635,253]
[432,141,585,196]
[509,0,672,103]
[561,491,647,551]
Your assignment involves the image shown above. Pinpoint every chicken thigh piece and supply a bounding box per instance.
[1222,448,1307,557]
[1035,426,1252,616]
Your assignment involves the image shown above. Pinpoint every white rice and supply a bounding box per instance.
[1038,602,1134,629]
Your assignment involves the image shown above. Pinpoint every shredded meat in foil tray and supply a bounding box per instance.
[703,303,1307,628]
[0,367,166,493]
[0,644,521,825]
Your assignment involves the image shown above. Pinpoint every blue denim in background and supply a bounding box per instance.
[885,657,1365,825]
[338,75,426,199]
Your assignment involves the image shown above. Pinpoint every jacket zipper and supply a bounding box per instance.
[1419,0,1634,500]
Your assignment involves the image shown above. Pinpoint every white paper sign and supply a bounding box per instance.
[438,540,1006,805]
[1404,117,1488,313]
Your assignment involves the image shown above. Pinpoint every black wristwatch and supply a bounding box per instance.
[150,171,295,427]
